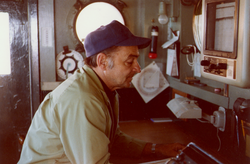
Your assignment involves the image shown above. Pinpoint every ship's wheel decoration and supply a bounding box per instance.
[56,46,84,80]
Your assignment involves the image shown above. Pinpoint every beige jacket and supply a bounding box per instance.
[18,65,146,164]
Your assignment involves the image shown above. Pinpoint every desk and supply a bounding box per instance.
[110,120,198,164]
[119,120,194,144]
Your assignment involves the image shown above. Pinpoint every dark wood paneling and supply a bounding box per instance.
[0,0,39,163]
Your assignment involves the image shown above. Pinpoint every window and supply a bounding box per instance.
[0,12,11,75]
[75,2,124,43]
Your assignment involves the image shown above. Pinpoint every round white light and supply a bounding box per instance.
[158,14,168,24]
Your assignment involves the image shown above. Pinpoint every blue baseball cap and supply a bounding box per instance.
[84,20,151,57]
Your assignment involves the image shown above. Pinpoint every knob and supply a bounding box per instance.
[209,64,216,70]
[200,60,210,66]
[216,63,227,69]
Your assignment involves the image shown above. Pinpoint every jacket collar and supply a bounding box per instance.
[81,65,118,103]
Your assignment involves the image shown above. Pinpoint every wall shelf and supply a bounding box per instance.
[41,81,61,91]
[168,77,229,108]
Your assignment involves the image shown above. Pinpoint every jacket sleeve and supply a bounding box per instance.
[109,126,147,158]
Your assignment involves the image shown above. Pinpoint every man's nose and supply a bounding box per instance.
[133,61,141,73]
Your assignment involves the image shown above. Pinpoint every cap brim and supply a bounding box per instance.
[115,36,151,49]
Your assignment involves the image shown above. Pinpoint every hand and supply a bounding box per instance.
[155,143,186,157]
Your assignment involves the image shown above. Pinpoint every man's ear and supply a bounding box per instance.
[96,53,108,70]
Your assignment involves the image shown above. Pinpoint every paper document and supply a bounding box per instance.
[214,2,235,52]
[132,61,169,103]
[193,52,201,77]
[144,70,160,88]
[166,49,178,76]
[162,31,179,49]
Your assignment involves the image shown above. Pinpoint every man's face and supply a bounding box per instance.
[105,46,141,90]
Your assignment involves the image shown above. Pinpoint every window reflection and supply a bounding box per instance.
[0,12,11,75]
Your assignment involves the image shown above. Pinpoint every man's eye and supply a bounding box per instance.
[126,60,133,65]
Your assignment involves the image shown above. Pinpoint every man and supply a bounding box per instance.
[18,20,185,164]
